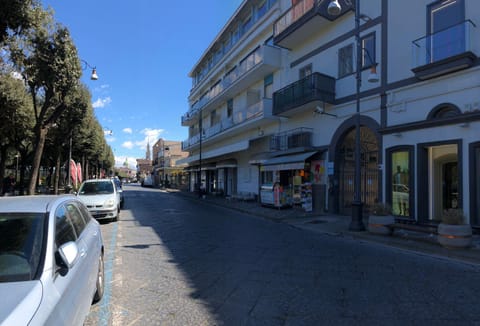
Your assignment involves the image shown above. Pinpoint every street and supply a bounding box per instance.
[85,184,480,325]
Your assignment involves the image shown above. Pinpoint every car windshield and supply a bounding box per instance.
[0,213,46,282]
[79,181,114,195]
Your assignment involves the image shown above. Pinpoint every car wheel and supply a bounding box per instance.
[93,253,104,303]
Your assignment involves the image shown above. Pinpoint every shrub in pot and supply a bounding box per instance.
[437,209,472,249]
[368,202,395,235]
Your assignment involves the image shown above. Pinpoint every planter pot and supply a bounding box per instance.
[368,215,395,235]
[437,223,472,249]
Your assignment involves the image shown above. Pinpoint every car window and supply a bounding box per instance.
[80,181,114,195]
[66,203,86,237]
[0,213,45,282]
[55,205,77,247]
[75,201,92,225]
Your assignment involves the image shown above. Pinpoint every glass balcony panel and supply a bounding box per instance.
[412,20,476,68]
[274,0,315,36]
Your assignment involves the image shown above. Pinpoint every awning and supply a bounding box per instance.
[249,152,273,165]
[216,159,237,169]
[261,151,317,171]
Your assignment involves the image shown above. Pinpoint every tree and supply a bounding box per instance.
[8,7,83,194]
[0,72,34,193]
[0,0,37,44]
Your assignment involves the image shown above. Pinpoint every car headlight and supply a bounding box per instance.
[104,199,115,208]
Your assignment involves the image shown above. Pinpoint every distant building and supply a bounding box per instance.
[152,138,189,188]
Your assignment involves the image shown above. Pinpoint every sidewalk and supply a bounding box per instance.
[171,190,480,266]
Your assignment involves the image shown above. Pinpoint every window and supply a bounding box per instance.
[227,99,233,118]
[66,203,86,237]
[338,44,353,78]
[299,64,312,79]
[242,15,253,34]
[55,205,77,247]
[257,0,267,18]
[264,74,273,99]
[386,147,414,218]
[361,34,375,68]
[428,0,465,62]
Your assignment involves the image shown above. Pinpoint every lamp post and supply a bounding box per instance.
[198,109,203,198]
[81,59,98,80]
[328,0,378,231]
[15,153,19,184]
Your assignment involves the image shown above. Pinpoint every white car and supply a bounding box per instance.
[77,179,121,222]
[0,195,104,326]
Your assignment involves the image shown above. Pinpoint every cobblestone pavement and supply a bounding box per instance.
[85,186,480,325]
[172,190,480,266]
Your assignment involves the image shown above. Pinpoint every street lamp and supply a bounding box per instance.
[81,59,98,80]
[328,0,377,231]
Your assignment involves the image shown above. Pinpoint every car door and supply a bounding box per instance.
[46,204,90,325]
[74,201,102,294]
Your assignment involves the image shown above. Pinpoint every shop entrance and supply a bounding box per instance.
[336,126,379,215]
[429,145,459,221]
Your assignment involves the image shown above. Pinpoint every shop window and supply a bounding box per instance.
[386,146,414,218]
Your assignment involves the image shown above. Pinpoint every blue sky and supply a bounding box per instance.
[42,0,243,168]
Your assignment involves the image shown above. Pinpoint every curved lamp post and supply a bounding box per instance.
[81,59,98,80]
[328,0,378,231]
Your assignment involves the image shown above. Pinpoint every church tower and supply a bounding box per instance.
[146,139,151,160]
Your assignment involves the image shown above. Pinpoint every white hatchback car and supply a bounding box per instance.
[0,195,104,326]
[77,179,121,222]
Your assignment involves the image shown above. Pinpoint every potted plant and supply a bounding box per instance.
[368,202,395,235]
[437,209,472,249]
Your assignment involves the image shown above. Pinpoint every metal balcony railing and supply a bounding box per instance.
[270,128,313,151]
[273,72,335,116]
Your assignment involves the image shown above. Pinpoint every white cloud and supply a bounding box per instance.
[136,128,165,150]
[123,128,133,134]
[92,96,112,108]
[122,141,134,149]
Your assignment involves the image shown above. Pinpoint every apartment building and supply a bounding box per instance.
[182,0,480,228]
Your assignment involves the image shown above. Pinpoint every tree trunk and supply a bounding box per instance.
[28,127,48,195]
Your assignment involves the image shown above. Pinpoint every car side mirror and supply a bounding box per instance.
[56,241,79,276]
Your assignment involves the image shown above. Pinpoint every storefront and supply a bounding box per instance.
[259,151,326,211]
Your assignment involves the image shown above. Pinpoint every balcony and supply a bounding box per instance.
[270,128,313,152]
[411,20,478,80]
[273,72,335,117]
[182,45,282,126]
[182,99,273,151]
[273,0,353,49]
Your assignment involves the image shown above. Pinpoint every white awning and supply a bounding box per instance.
[261,151,317,171]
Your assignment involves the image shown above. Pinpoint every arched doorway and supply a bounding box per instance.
[336,126,379,215]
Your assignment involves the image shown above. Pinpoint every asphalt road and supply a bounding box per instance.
[85,184,480,325]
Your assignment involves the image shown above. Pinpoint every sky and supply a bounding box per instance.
[41,0,243,169]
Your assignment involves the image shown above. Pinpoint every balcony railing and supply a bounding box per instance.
[182,99,273,150]
[270,128,313,151]
[411,20,478,79]
[274,0,315,36]
[182,45,281,126]
[273,72,335,116]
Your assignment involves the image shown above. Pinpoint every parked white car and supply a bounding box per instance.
[0,195,104,326]
[77,178,121,222]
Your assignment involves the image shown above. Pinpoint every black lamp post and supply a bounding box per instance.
[197,109,203,197]
[328,0,378,231]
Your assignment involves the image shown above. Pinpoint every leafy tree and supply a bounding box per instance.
[0,0,37,44]
[8,7,83,194]
[0,72,34,193]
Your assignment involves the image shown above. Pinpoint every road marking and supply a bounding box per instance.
[98,221,118,325]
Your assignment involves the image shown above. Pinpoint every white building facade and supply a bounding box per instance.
[183,0,480,228]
